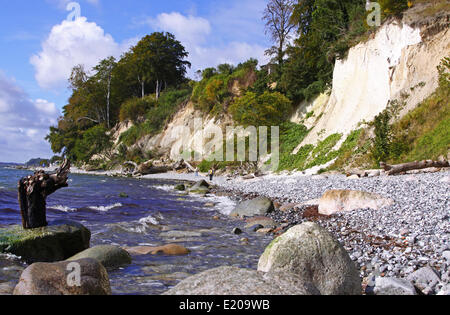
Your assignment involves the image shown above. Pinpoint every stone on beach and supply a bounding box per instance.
[67,245,132,269]
[373,277,417,295]
[0,220,91,263]
[318,189,394,216]
[258,222,361,295]
[13,258,111,295]
[245,217,277,229]
[230,197,275,218]
[164,266,320,295]
[406,267,441,294]
[125,244,190,256]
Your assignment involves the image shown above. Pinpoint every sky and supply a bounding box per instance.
[0,0,271,163]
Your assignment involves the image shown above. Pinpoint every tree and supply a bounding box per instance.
[93,57,117,128]
[130,32,191,100]
[263,0,296,67]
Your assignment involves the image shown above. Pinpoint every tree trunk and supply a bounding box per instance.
[18,160,71,229]
[106,77,111,129]
[380,160,449,176]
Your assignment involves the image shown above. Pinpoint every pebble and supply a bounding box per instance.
[218,171,450,290]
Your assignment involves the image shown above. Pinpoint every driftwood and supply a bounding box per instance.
[18,159,71,229]
[380,160,449,176]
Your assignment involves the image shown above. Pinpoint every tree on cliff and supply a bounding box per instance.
[262,0,296,69]
[130,32,191,100]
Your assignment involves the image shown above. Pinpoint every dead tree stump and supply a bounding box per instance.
[18,160,71,229]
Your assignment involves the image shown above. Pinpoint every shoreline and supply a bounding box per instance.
[16,165,450,293]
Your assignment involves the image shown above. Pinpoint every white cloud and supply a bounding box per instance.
[147,12,269,77]
[31,17,132,90]
[0,72,60,163]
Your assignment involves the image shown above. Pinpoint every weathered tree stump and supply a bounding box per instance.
[18,160,71,229]
[380,159,449,176]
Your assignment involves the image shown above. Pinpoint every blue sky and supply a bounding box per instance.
[0,0,271,163]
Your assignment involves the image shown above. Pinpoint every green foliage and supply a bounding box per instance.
[191,59,258,114]
[119,96,157,122]
[72,125,112,162]
[229,91,292,127]
[277,123,311,171]
[372,110,392,163]
[379,0,409,16]
[119,88,192,146]
[281,0,368,102]
[304,133,342,169]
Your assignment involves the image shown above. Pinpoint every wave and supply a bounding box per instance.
[151,185,173,192]
[88,203,123,212]
[138,215,159,226]
[48,205,77,212]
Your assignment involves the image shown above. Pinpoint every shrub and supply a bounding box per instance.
[119,96,157,122]
[229,91,292,127]
[379,0,409,16]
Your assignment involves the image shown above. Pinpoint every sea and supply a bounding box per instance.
[0,165,272,295]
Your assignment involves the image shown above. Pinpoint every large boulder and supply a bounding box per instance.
[318,190,394,216]
[258,222,361,295]
[230,197,275,218]
[67,245,131,269]
[164,266,320,295]
[13,258,111,295]
[0,220,91,263]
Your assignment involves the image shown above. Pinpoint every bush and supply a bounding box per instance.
[229,91,292,127]
[73,125,112,162]
[119,96,157,122]
[379,0,409,16]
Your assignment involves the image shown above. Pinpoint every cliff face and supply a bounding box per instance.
[293,11,449,152]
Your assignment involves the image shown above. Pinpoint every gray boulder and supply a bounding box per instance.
[67,245,131,269]
[407,267,441,294]
[373,277,417,295]
[230,197,274,218]
[258,222,361,295]
[0,220,91,263]
[13,258,111,295]
[164,266,320,295]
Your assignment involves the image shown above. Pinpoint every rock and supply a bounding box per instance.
[125,244,190,256]
[230,197,275,218]
[190,180,210,190]
[0,220,91,263]
[407,267,441,294]
[247,224,264,232]
[160,230,203,239]
[373,277,417,295]
[204,203,215,207]
[256,228,273,235]
[189,187,210,195]
[0,282,16,295]
[67,245,131,269]
[442,251,450,262]
[232,228,243,235]
[174,184,186,191]
[279,204,296,212]
[242,175,255,180]
[437,284,450,295]
[164,266,320,295]
[245,217,276,229]
[348,175,360,180]
[13,259,111,295]
[318,190,394,216]
[258,222,361,295]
